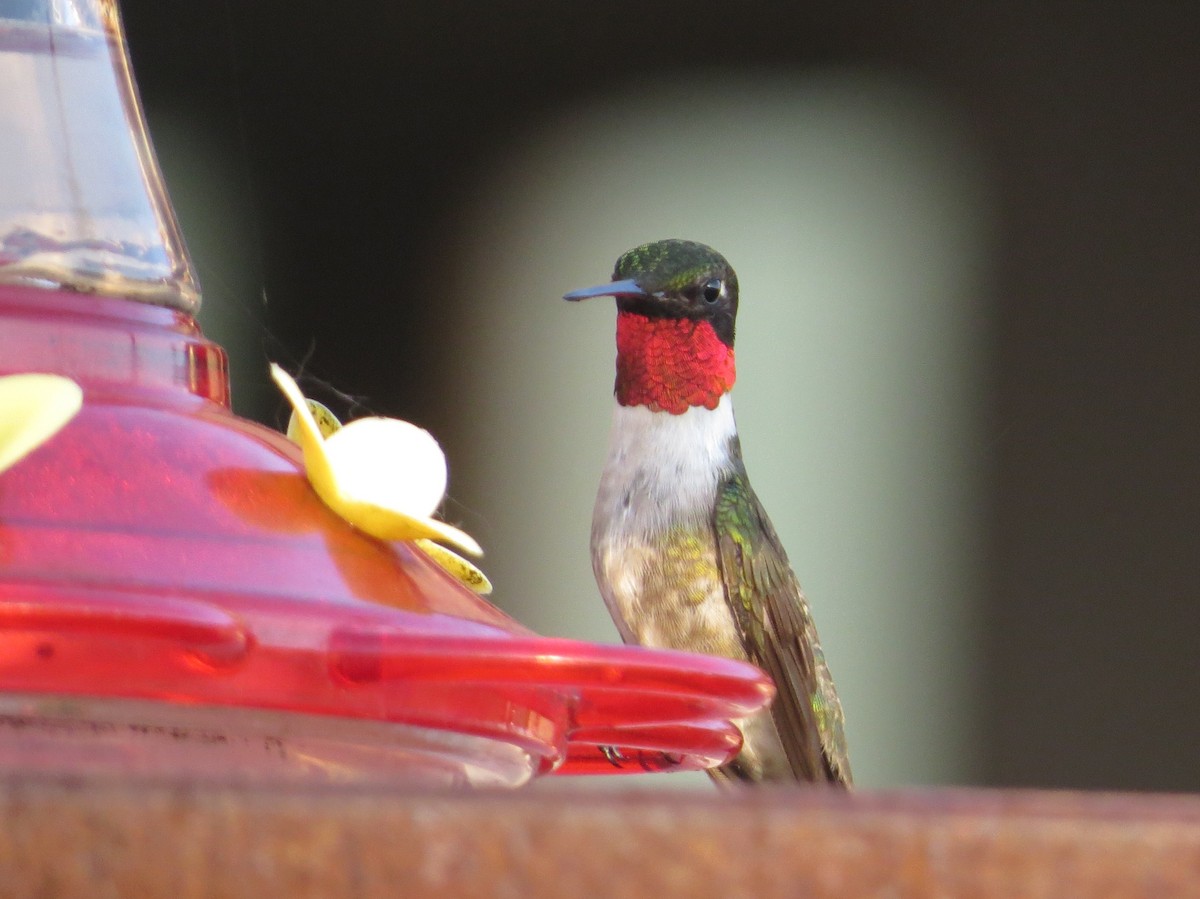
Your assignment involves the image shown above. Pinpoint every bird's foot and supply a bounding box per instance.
[598,745,627,767]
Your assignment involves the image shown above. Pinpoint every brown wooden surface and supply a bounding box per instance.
[1,776,1199,897]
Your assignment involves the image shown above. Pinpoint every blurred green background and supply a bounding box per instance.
[122,1,1200,791]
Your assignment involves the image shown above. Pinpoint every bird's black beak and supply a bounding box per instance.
[563,278,646,302]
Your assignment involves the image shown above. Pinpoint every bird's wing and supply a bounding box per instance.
[713,467,852,784]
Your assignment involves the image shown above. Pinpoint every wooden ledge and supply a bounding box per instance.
[1,777,1199,897]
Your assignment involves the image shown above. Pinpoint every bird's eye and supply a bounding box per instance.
[702,279,723,304]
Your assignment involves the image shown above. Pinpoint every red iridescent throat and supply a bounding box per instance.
[614,311,736,414]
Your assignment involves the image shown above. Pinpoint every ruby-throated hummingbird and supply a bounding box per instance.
[565,239,851,786]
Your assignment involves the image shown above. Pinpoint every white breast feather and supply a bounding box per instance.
[592,395,738,539]
[590,396,740,648]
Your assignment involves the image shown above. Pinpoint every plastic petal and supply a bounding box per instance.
[270,364,340,495]
[288,398,342,441]
[0,374,83,476]
[415,539,493,594]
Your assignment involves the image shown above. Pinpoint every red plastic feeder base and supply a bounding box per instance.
[0,284,771,786]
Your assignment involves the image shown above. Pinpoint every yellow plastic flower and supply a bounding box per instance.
[270,364,491,594]
[0,374,83,476]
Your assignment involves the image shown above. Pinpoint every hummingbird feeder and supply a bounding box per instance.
[0,0,771,787]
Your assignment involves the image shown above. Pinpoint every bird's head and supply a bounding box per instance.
[565,239,739,414]
[565,238,739,346]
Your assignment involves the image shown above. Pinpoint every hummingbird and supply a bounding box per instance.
[565,239,850,786]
